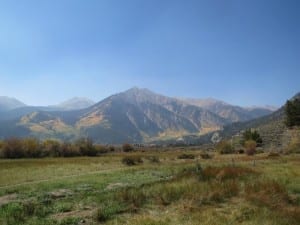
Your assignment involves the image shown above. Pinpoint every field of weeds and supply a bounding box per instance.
[0,149,299,225]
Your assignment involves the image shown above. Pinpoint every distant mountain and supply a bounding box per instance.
[0,106,54,121]
[0,88,228,143]
[76,88,227,143]
[246,105,278,111]
[0,97,94,121]
[180,98,275,122]
[0,96,26,111]
[53,97,95,110]
[0,88,292,144]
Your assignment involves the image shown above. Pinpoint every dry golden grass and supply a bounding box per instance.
[0,149,299,225]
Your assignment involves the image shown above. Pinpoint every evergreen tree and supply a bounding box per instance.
[242,129,262,146]
[285,99,300,127]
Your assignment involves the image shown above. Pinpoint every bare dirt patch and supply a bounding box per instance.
[0,193,17,207]
[106,182,128,191]
[48,189,73,199]
[52,208,96,224]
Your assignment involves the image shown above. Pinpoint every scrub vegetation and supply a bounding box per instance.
[0,147,299,225]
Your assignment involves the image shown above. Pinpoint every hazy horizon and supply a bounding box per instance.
[0,86,286,109]
[1,0,299,107]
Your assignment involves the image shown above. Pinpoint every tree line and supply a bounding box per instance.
[0,137,120,159]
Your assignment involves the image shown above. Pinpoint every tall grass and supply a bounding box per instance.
[0,151,299,225]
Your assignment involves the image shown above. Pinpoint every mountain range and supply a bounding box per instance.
[178,98,274,122]
[0,96,26,111]
[0,88,279,143]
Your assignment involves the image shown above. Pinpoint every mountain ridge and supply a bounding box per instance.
[52,97,95,110]
[217,92,300,148]
[0,96,26,111]
[179,97,275,122]
[0,88,281,143]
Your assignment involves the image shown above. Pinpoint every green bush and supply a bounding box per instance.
[245,140,256,155]
[268,152,280,157]
[216,140,234,154]
[177,153,195,159]
[42,139,61,157]
[237,149,245,154]
[60,143,80,157]
[242,129,262,146]
[76,138,98,156]
[108,145,115,152]
[200,153,212,159]
[95,144,109,154]
[2,138,25,158]
[122,155,143,166]
[122,143,134,152]
[146,155,160,163]
[23,138,41,158]
[0,140,4,151]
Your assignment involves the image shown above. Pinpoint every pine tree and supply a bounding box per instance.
[242,129,262,146]
[285,99,300,127]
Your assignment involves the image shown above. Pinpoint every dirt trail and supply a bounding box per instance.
[0,193,17,206]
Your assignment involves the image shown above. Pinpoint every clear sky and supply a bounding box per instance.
[0,0,299,107]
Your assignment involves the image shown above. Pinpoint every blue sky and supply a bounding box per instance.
[0,0,299,107]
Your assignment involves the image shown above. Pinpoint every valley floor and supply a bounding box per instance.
[0,149,299,225]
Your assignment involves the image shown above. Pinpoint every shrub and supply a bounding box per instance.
[245,140,256,155]
[0,141,4,158]
[237,149,244,154]
[76,138,97,156]
[147,155,160,163]
[2,137,25,158]
[242,129,263,146]
[122,156,143,166]
[268,152,280,157]
[60,143,80,157]
[42,139,61,157]
[255,148,264,154]
[94,144,109,154]
[216,140,234,154]
[23,138,41,158]
[108,145,115,152]
[177,153,195,159]
[285,137,300,154]
[200,153,212,159]
[122,143,134,152]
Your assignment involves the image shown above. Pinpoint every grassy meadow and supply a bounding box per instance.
[0,148,299,225]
